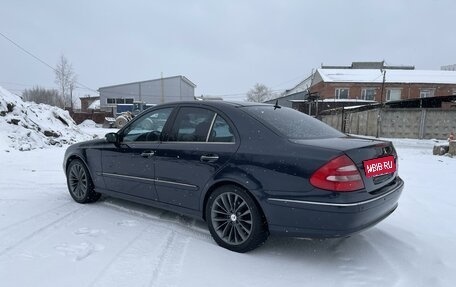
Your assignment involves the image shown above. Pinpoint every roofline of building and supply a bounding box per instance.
[315,80,456,85]
[79,95,100,99]
[98,75,196,91]
[321,61,415,70]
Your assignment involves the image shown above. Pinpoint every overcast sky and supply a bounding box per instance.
[1,0,455,100]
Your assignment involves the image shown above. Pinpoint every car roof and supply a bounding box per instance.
[160,100,273,109]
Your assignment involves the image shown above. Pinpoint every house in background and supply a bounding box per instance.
[79,95,100,112]
[277,61,456,115]
[98,75,196,112]
[311,67,456,102]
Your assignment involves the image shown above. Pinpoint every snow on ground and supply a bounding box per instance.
[0,131,455,286]
[0,86,94,151]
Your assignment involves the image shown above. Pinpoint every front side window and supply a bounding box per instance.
[386,89,401,101]
[169,107,215,142]
[122,108,172,142]
[362,88,376,100]
[335,88,349,99]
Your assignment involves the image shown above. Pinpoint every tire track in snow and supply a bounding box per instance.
[0,204,85,257]
[149,231,176,287]
[0,201,74,232]
[100,201,212,241]
[150,233,190,287]
[88,199,213,287]
[90,227,173,287]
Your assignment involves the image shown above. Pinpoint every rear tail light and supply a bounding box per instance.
[310,155,364,192]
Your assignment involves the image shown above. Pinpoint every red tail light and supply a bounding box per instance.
[310,155,364,192]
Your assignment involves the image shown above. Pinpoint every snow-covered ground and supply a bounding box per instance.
[0,130,455,286]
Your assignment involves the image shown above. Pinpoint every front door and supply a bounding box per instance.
[101,107,174,200]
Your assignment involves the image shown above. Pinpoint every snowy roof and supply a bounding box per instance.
[289,99,377,103]
[317,68,456,84]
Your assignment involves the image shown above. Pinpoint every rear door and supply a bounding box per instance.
[154,106,239,210]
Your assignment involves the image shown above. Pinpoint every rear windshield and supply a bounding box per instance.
[243,106,344,139]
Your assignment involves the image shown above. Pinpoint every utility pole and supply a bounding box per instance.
[376,69,386,138]
[160,72,164,104]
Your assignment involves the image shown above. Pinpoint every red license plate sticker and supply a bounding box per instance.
[363,155,396,178]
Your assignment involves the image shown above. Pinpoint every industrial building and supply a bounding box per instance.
[98,75,196,112]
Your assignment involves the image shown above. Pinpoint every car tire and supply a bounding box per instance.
[205,185,269,253]
[66,159,101,204]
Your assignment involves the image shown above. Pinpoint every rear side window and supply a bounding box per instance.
[209,115,235,143]
[244,106,344,139]
[169,107,215,142]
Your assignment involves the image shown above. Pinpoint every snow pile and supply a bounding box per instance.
[0,86,94,151]
[78,119,99,128]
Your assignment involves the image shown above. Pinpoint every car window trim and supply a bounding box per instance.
[206,113,217,142]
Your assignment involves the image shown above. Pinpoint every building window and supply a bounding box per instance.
[335,88,349,99]
[107,98,134,105]
[420,89,435,98]
[386,89,401,101]
[361,88,376,100]
[453,89,456,95]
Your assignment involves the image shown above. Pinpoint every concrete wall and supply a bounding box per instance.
[322,108,456,139]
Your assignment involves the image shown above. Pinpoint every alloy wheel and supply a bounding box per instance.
[68,162,88,200]
[210,192,253,245]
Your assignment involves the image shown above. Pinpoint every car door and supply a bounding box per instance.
[154,106,239,210]
[101,107,174,200]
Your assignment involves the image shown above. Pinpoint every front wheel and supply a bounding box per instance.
[66,159,101,203]
[205,185,269,253]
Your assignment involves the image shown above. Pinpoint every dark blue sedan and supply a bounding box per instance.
[64,101,403,252]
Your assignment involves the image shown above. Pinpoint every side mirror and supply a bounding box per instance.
[105,132,119,144]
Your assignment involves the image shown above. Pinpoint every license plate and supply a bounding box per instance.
[363,156,396,178]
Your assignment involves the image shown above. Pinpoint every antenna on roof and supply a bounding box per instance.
[273,99,281,110]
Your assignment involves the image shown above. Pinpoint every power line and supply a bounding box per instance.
[0,30,98,93]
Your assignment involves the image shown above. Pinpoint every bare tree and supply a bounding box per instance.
[55,54,77,109]
[246,83,273,102]
[22,86,64,107]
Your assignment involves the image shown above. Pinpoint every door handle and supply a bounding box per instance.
[200,154,219,162]
[140,151,155,158]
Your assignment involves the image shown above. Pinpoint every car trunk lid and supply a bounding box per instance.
[291,136,398,193]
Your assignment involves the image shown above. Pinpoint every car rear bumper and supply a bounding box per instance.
[262,176,404,238]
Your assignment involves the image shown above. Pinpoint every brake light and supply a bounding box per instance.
[310,155,364,192]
